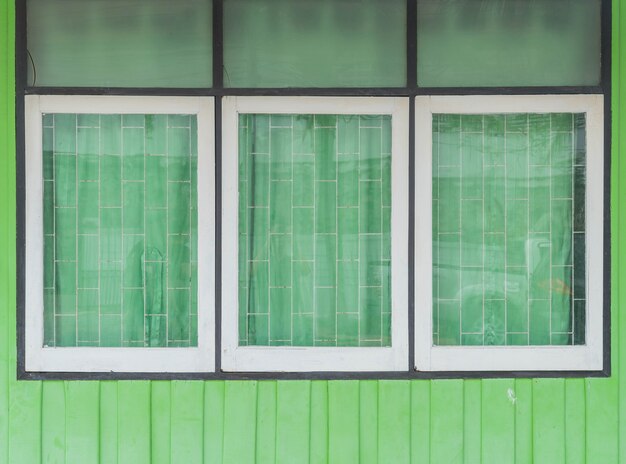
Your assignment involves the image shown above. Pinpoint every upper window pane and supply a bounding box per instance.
[27,0,212,88]
[417,0,601,87]
[223,0,406,88]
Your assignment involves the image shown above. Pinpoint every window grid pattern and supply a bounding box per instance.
[238,113,392,347]
[43,113,198,347]
[432,113,586,346]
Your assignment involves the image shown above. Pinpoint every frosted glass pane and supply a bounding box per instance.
[432,113,586,346]
[224,0,406,88]
[43,114,198,347]
[27,0,212,87]
[417,0,601,87]
[238,114,392,347]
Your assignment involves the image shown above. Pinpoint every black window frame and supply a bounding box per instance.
[15,0,612,380]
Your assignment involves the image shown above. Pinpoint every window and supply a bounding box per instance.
[18,0,609,378]
[221,97,409,372]
[24,96,215,372]
[415,95,604,371]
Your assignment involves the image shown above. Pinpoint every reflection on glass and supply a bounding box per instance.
[432,113,586,346]
[43,113,198,347]
[238,114,392,346]
[417,0,601,87]
[224,0,406,88]
[27,0,212,87]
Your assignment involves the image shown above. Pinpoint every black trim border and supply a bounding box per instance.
[15,0,27,380]
[15,0,612,381]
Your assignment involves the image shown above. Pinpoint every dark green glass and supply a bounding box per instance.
[224,0,406,88]
[418,0,601,87]
[27,0,212,87]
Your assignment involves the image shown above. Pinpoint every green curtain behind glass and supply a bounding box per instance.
[432,113,586,346]
[238,114,392,347]
[43,113,198,347]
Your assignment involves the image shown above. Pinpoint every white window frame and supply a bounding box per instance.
[24,95,215,373]
[414,94,604,372]
[221,96,409,372]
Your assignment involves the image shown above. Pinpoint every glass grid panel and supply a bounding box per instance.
[432,113,586,346]
[42,113,198,347]
[238,114,392,347]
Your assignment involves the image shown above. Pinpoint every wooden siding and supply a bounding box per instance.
[1,0,624,462]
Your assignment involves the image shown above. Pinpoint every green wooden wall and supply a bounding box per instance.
[1,1,624,462]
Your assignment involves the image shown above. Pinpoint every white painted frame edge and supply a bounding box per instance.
[414,94,604,372]
[221,96,409,372]
[24,95,216,373]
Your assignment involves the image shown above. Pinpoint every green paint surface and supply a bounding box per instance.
[433,113,586,346]
[0,1,623,463]
[43,113,198,347]
[238,114,392,347]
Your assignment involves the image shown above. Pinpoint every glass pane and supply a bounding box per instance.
[432,113,586,346]
[417,0,601,87]
[27,0,212,88]
[238,114,392,346]
[43,113,198,347]
[223,0,406,88]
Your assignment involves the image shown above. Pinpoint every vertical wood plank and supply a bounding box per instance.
[532,379,565,464]
[378,380,410,464]
[151,381,171,464]
[0,0,13,460]
[310,381,329,464]
[514,379,532,464]
[255,381,276,464]
[66,382,99,464]
[222,381,257,464]
[117,381,151,464]
[99,381,118,464]
[359,381,378,464]
[481,379,515,464]
[431,380,464,464]
[328,380,360,463]
[8,381,42,464]
[41,381,66,464]
[586,378,619,464]
[463,380,481,464]
[171,381,205,464]
[203,381,225,464]
[411,381,430,463]
[3,3,31,454]
[276,381,310,464]
[564,379,585,464]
